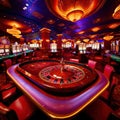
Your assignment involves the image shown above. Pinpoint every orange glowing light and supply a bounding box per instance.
[108,23,120,29]
[78,31,85,34]
[89,35,97,38]
[83,39,89,43]
[103,35,114,41]
[46,39,50,42]
[113,4,120,19]
[91,27,100,32]
[6,25,21,35]
[6,21,22,28]
[13,34,22,38]
[67,10,84,22]
[76,40,81,44]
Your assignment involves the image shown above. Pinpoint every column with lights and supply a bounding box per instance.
[104,39,112,52]
[56,34,62,50]
[40,27,51,52]
[57,34,64,57]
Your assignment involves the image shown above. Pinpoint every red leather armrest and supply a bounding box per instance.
[0,84,15,92]
[0,102,18,120]
[0,102,10,114]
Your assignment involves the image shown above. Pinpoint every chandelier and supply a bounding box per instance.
[113,4,120,19]
[6,25,21,36]
[45,0,106,22]
[13,34,22,38]
[103,35,114,41]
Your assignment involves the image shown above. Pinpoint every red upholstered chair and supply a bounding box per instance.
[100,76,118,104]
[84,98,120,120]
[87,59,97,69]
[110,85,120,109]
[0,82,21,106]
[3,59,12,68]
[0,95,37,120]
[3,59,13,82]
[16,53,25,63]
[100,65,116,104]
[103,64,115,81]
[31,50,42,60]
[0,83,16,102]
[24,51,34,61]
[1,59,20,105]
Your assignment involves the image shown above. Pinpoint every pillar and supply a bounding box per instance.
[39,27,51,51]
[104,40,111,51]
[71,40,75,49]
[56,34,62,49]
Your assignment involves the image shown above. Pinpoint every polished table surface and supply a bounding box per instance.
[105,53,120,63]
[7,61,109,119]
[110,54,120,63]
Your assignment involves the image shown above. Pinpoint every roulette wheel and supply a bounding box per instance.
[16,59,98,95]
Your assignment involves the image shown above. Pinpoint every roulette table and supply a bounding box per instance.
[16,59,98,95]
[7,59,109,119]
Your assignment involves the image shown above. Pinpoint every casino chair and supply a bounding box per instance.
[0,59,21,105]
[87,59,97,69]
[3,59,13,82]
[84,98,120,120]
[32,50,44,59]
[0,95,37,120]
[23,51,34,61]
[100,64,116,104]
[100,76,118,104]
[0,82,21,106]
[103,64,115,82]
[16,53,25,63]
[109,84,120,110]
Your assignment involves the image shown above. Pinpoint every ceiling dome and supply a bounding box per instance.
[45,0,106,22]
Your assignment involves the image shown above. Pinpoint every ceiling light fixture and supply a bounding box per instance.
[45,0,106,22]
[103,35,114,41]
[6,25,21,35]
[113,4,120,19]
[13,34,22,38]
[91,27,100,32]
[83,38,89,43]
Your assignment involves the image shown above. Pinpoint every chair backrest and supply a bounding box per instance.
[9,95,36,120]
[3,59,12,69]
[103,64,115,81]
[88,59,97,69]
[0,102,18,120]
[3,59,13,82]
[69,58,79,63]
[84,99,113,120]
[0,95,37,120]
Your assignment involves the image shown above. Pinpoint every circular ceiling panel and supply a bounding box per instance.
[45,0,106,22]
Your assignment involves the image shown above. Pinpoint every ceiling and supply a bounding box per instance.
[0,0,120,42]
